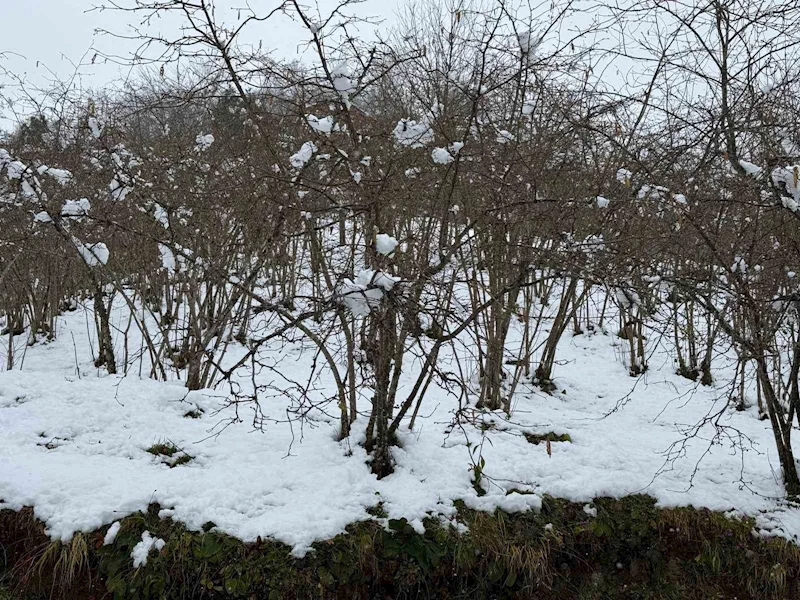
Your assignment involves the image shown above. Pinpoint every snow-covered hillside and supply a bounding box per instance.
[2,0,800,578]
[2,300,799,558]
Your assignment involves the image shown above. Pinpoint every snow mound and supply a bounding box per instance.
[131,531,166,567]
[104,521,121,545]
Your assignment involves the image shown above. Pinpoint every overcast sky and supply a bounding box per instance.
[1,0,633,133]
[0,0,401,128]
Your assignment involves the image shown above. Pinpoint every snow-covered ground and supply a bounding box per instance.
[1,301,800,558]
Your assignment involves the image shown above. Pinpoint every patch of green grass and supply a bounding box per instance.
[146,441,193,467]
[3,495,800,599]
[0,583,16,600]
[366,503,388,518]
[523,431,572,444]
[169,454,193,468]
[146,442,179,457]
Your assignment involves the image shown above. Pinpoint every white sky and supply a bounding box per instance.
[1,0,640,133]
[0,0,401,129]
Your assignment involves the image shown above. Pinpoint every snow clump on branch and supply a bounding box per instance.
[194,133,215,152]
[375,233,398,256]
[337,269,400,317]
[290,141,318,169]
[393,119,434,148]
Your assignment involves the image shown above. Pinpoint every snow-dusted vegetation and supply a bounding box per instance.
[2,0,800,586]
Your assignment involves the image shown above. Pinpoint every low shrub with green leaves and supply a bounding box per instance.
[2,495,799,599]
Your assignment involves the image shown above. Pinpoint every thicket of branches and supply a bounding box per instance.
[2,0,800,495]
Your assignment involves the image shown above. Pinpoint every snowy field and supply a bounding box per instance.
[2,299,800,558]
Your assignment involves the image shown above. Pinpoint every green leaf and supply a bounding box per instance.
[488,561,504,583]
[195,535,224,559]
